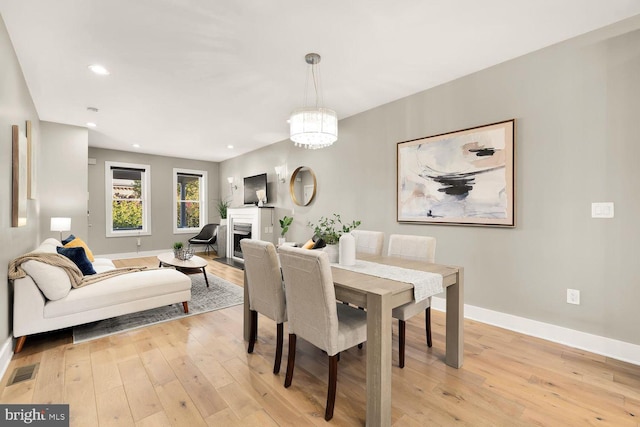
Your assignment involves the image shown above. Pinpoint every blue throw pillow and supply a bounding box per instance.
[61,234,76,245]
[57,246,96,276]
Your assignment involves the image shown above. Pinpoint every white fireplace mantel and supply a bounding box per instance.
[227,206,275,262]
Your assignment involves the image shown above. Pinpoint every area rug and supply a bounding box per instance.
[72,272,243,343]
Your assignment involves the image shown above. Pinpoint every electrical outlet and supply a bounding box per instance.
[136,237,141,246]
[567,289,580,305]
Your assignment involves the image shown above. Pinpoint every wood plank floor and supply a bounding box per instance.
[2,253,639,426]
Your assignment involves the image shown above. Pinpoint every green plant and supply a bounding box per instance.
[216,198,231,219]
[279,215,293,237]
[308,214,361,245]
[173,241,184,250]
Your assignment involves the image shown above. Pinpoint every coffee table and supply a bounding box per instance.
[157,252,209,287]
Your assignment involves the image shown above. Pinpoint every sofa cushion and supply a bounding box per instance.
[57,246,96,275]
[33,238,62,254]
[92,258,116,274]
[21,260,72,301]
[44,269,191,318]
[64,237,95,262]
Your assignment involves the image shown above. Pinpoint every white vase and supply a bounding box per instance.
[278,237,286,246]
[323,243,339,263]
[339,232,356,266]
[220,218,228,226]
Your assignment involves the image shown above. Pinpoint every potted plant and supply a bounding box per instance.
[279,215,293,245]
[308,214,361,262]
[173,241,184,258]
[216,198,231,225]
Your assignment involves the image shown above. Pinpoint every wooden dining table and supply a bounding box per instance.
[242,254,464,427]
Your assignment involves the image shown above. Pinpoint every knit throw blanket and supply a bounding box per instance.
[9,253,149,289]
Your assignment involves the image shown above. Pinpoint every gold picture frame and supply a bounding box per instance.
[12,124,28,227]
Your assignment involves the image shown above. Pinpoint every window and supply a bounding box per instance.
[105,161,151,237]
[173,168,207,234]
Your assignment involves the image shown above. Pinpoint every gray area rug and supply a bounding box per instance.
[72,272,243,343]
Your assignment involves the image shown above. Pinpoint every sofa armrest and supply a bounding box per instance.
[13,275,47,337]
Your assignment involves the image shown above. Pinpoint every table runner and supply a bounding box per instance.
[332,260,443,302]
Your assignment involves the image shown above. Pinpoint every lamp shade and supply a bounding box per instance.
[289,107,338,149]
[50,217,71,232]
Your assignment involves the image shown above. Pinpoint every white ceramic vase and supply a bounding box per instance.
[339,232,356,266]
[278,237,286,246]
[323,243,339,263]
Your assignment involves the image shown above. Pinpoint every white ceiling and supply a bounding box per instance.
[2,1,640,162]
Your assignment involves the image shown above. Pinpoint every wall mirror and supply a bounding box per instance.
[290,166,317,206]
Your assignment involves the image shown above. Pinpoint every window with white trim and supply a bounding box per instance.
[105,161,151,237]
[173,168,207,234]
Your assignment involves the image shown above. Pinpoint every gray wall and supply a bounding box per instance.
[39,121,88,242]
[88,146,220,255]
[0,16,41,346]
[221,17,640,345]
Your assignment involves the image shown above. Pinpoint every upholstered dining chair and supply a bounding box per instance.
[387,234,436,368]
[188,223,218,255]
[278,245,367,421]
[351,229,384,256]
[240,239,287,374]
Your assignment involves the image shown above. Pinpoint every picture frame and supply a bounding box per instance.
[397,119,515,227]
[26,119,36,199]
[12,124,28,227]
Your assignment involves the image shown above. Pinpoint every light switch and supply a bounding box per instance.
[591,202,614,218]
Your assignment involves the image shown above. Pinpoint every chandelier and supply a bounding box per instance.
[289,53,338,149]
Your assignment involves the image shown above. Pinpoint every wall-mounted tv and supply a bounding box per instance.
[243,173,268,205]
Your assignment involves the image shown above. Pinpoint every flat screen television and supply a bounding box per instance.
[243,173,268,205]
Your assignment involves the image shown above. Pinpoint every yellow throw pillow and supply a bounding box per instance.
[64,237,95,262]
[302,239,315,250]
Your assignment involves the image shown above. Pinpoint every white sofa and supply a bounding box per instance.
[12,238,192,352]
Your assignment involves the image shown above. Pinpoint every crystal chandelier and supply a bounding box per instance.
[290,53,338,149]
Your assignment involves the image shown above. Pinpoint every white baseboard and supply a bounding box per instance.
[95,249,168,260]
[0,336,13,382]
[431,297,640,366]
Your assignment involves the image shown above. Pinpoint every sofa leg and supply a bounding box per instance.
[182,302,189,313]
[15,336,26,353]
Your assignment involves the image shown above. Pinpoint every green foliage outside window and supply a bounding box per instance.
[112,200,143,230]
[176,175,201,228]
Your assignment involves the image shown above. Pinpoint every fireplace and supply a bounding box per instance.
[226,206,276,263]
[232,223,252,259]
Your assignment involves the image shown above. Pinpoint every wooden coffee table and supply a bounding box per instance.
[157,252,209,287]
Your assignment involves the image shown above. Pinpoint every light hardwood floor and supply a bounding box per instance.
[2,254,639,426]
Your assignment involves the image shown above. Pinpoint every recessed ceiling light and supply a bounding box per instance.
[227,145,234,149]
[132,144,140,148]
[86,122,97,128]
[88,64,110,75]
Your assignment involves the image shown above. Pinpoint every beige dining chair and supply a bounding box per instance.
[388,234,436,368]
[240,239,287,374]
[351,229,384,256]
[278,245,367,421]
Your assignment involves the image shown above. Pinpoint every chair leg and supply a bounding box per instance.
[325,354,339,421]
[274,323,284,374]
[399,319,406,368]
[426,307,432,348]
[284,334,297,388]
[248,310,258,354]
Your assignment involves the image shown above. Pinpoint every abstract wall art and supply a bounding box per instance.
[397,119,515,227]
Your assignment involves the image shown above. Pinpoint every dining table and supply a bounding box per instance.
[242,253,464,427]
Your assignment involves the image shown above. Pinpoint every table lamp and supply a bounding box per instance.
[50,217,71,241]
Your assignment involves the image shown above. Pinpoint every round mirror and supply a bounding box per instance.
[289,166,317,206]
